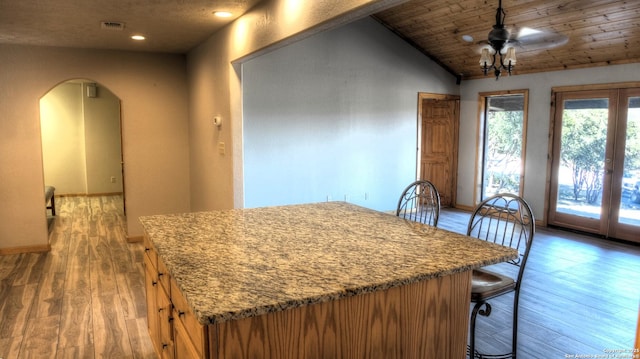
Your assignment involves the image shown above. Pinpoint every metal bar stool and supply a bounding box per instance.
[396,180,441,227]
[466,193,535,359]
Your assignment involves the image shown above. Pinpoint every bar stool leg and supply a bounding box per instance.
[469,301,491,358]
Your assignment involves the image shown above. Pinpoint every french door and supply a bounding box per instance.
[548,88,640,243]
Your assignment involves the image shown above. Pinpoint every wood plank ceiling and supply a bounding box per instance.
[373,0,640,80]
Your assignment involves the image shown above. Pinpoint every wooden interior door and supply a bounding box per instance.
[419,94,459,207]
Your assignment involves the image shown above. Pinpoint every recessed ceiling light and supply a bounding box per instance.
[462,35,474,43]
[131,35,146,41]
[214,11,233,18]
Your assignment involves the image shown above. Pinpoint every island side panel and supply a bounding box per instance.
[401,269,471,358]
[212,271,471,359]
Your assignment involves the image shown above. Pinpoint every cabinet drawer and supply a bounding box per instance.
[143,235,158,269]
[171,278,206,358]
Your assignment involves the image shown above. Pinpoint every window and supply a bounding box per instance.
[478,90,528,201]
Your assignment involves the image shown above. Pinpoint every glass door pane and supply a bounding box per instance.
[481,94,526,200]
[611,91,640,242]
[555,98,609,220]
[619,97,640,225]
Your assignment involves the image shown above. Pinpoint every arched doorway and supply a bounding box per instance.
[40,79,125,226]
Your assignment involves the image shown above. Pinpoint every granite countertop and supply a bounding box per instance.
[139,202,518,326]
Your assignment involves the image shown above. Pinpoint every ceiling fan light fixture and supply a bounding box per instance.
[504,47,516,65]
[479,48,493,67]
[479,0,516,80]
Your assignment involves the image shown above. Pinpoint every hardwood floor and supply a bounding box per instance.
[0,197,638,358]
[0,196,155,358]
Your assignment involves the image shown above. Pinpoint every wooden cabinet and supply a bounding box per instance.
[144,235,207,359]
[171,278,208,358]
[145,234,471,358]
[157,285,174,358]
[144,236,174,358]
[144,253,161,355]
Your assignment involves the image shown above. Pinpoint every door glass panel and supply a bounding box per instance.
[619,97,640,225]
[556,98,609,219]
[481,95,525,200]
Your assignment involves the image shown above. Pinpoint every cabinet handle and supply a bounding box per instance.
[152,280,157,286]
[158,272,164,277]
[162,343,168,349]
[144,247,150,252]
[178,310,185,317]
[158,307,163,313]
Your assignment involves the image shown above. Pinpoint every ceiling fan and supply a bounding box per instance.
[478,0,568,80]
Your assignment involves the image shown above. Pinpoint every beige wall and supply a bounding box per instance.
[40,82,88,193]
[83,82,124,195]
[0,45,190,251]
[187,0,407,211]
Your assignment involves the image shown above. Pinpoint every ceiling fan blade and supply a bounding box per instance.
[510,27,568,51]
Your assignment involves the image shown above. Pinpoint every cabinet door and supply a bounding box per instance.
[171,278,206,358]
[144,253,162,355]
[158,286,174,358]
[173,312,202,359]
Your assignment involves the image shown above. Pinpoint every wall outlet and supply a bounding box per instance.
[110,176,116,183]
[218,141,226,155]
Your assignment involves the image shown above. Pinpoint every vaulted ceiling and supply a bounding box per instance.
[374,0,640,80]
[1,0,639,80]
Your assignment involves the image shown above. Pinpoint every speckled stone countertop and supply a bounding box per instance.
[139,202,517,326]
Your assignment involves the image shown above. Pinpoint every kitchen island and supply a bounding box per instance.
[140,202,518,358]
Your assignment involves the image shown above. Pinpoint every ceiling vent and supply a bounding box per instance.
[101,21,125,31]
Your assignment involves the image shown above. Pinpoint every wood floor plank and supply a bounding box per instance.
[0,336,23,358]
[28,270,65,319]
[57,292,93,349]
[91,293,133,358]
[55,345,96,359]
[125,317,157,359]
[116,270,147,320]
[65,237,91,296]
[19,314,60,358]
[0,283,38,339]
[11,253,46,286]
[89,236,118,298]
